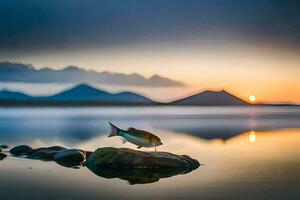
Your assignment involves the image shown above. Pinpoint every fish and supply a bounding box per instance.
[108,122,163,151]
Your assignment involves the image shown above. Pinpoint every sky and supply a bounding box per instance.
[0,0,300,103]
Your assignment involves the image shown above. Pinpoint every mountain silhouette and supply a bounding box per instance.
[0,62,184,87]
[0,84,154,105]
[47,84,154,103]
[0,85,255,106]
[171,90,248,106]
[49,84,111,99]
[0,90,32,101]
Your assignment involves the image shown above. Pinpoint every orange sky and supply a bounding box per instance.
[8,40,300,104]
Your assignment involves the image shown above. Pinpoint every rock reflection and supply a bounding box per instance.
[54,161,82,169]
[86,164,197,185]
[85,147,200,185]
[0,152,7,160]
[3,144,200,184]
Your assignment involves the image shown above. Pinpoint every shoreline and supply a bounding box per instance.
[0,102,299,108]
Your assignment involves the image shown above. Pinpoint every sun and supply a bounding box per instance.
[249,95,256,103]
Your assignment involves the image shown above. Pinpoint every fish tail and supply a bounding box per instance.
[108,122,120,137]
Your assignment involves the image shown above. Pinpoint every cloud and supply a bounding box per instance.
[0,0,300,55]
[0,61,185,87]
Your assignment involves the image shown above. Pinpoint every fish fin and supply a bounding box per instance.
[127,127,136,131]
[137,146,142,149]
[121,138,127,144]
[108,122,120,137]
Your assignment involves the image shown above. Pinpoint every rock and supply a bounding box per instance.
[47,146,67,151]
[26,146,67,160]
[27,148,58,160]
[0,152,7,160]
[10,145,33,156]
[86,147,200,184]
[54,149,86,163]
[0,145,9,149]
[87,147,199,171]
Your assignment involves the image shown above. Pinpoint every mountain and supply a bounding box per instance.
[47,84,154,104]
[0,90,33,101]
[0,84,155,105]
[171,90,248,106]
[0,62,184,87]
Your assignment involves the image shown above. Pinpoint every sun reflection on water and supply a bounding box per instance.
[249,131,257,143]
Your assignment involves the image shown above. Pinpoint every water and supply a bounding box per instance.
[0,106,299,200]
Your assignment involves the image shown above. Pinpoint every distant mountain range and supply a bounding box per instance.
[0,84,154,105]
[171,90,247,106]
[0,62,184,87]
[0,84,251,106]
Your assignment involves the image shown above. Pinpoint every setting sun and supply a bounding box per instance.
[249,95,256,103]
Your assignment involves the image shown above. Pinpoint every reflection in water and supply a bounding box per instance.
[1,145,200,185]
[0,128,299,199]
[54,161,82,169]
[0,106,300,146]
[0,107,300,199]
[87,164,198,185]
[249,131,257,143]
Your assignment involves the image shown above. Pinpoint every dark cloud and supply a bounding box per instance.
[1,0,300,54]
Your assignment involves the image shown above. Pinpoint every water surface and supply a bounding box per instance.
[0,106,299,199]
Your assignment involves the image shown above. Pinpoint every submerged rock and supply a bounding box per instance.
[10,145,33,156]
[54,149,86,163]
[86,147,200,184]
[0,152,7,160]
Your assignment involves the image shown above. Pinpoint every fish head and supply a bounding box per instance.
[154,137,163,146]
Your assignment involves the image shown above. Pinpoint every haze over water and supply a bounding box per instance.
[0,106,299,200]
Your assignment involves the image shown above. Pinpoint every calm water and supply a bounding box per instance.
[0,106,300,200]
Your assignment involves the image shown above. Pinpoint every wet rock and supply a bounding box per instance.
[86,147,200,184]
[0,145,9,149]
[10,145,33,156]
[26,146,67,160]
[54,149,86,163]
[0,152,7,160]
[87,147,199,171]
[27,148,58,160]
[47,146,67,151]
